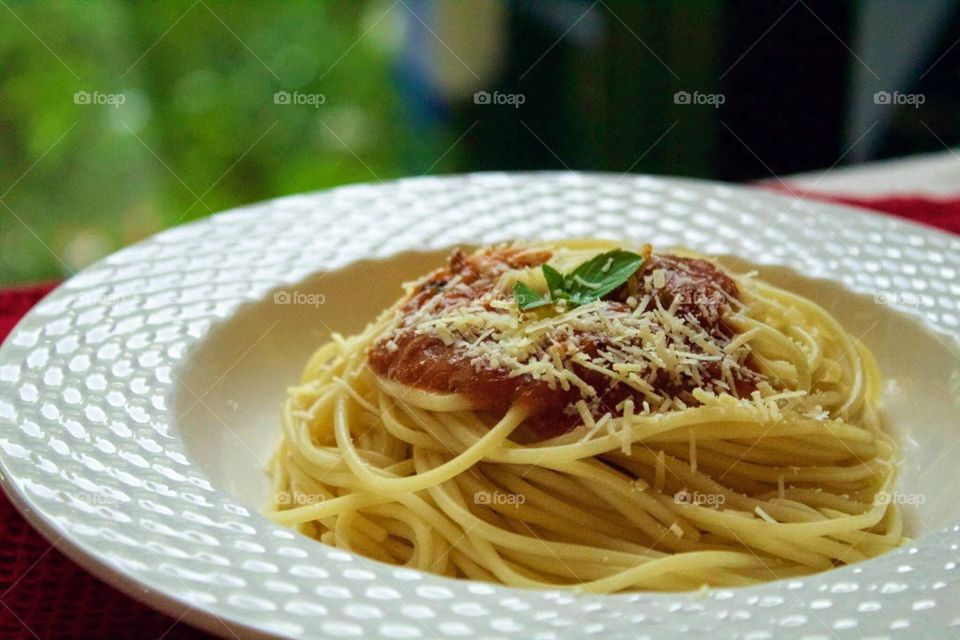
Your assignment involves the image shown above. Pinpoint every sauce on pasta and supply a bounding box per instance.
[368,246,763,438]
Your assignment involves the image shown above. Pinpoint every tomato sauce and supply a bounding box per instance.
[367,246,758,439]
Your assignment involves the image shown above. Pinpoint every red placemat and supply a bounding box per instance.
[0,192,957,639]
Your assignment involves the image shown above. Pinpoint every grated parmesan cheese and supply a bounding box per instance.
[754,506,778,523]
[370,244,806,430]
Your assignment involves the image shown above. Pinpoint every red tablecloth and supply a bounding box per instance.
[1,192,958,639]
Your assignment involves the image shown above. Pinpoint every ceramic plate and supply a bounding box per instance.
[2,173,959,639]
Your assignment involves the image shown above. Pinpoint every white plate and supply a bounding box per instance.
[1,173,959,639]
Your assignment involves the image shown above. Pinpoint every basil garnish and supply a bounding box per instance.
[513,249,645,311]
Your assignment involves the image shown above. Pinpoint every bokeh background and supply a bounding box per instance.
[2,0,958,284]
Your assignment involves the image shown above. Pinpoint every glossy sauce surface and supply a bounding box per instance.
[368,247,755,438]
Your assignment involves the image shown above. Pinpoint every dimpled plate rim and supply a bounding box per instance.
[0,173,959,640]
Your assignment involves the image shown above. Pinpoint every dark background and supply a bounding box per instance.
[2,0,957,284]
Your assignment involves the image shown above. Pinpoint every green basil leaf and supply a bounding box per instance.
[566,249,645,303]
[541,264,566,299]
[513,282,552,310]
[514,249,645,312]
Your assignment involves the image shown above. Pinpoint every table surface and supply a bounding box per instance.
[775,149,960,197]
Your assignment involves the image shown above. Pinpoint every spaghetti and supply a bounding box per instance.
[267,239,903,592]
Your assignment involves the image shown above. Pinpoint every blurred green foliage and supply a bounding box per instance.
[0,0,455,284]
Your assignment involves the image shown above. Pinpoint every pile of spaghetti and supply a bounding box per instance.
[267,239,903,592]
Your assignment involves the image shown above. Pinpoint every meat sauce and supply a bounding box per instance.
[367,247,755,439]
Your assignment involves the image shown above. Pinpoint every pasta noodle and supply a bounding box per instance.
[266,239,903,592]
